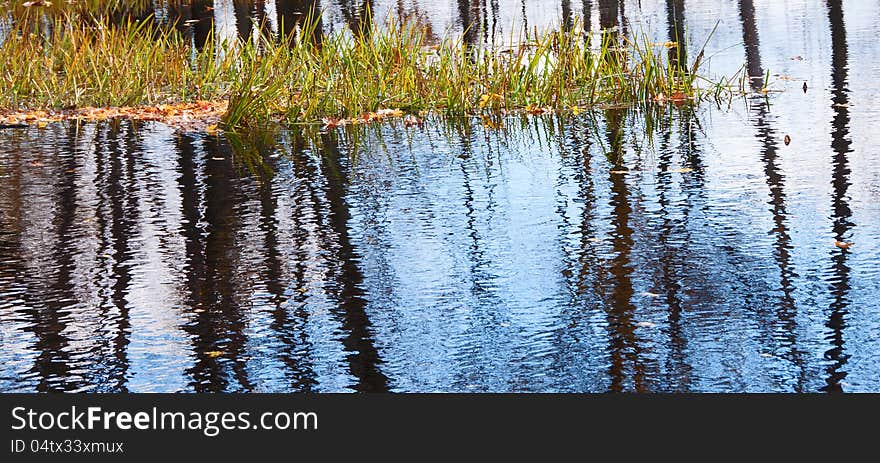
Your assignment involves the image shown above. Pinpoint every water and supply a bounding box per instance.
[1,0,879,392]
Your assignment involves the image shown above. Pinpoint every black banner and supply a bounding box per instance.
[1,394,877,461]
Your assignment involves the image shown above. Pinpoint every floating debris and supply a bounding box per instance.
[0,100,228,132]
[404,114,424,127]
[784,135,791,145]
[525,104,549,115]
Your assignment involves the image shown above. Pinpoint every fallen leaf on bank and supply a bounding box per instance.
[1,101,228,132]
[835,240,854,249]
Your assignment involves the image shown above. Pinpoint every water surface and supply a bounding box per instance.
[1,0,879,392]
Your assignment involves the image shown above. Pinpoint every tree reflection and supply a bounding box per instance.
[737,0,804,390]
[822,0,853,393]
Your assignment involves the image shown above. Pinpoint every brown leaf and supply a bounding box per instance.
[403,114,423,127]
[322,116,341,129]
[669,92,688,103]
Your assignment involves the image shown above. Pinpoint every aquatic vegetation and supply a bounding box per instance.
[0,8,736,131]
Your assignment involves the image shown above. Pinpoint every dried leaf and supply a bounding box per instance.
[376,108,404,118]
[322,116,341,129]
[525,104,547,115]
[834,240,854,249]
[481,115,503,129]
[403,114,423,127]
[0,101,227,133]
[479,93,503,109]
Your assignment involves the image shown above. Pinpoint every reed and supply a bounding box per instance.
[0,9,733,131]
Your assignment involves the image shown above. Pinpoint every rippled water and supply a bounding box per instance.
[1,0,880,392]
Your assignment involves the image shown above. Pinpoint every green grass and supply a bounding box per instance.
[0,9,734,131]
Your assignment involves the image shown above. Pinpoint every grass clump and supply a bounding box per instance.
[0,10,731,131]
